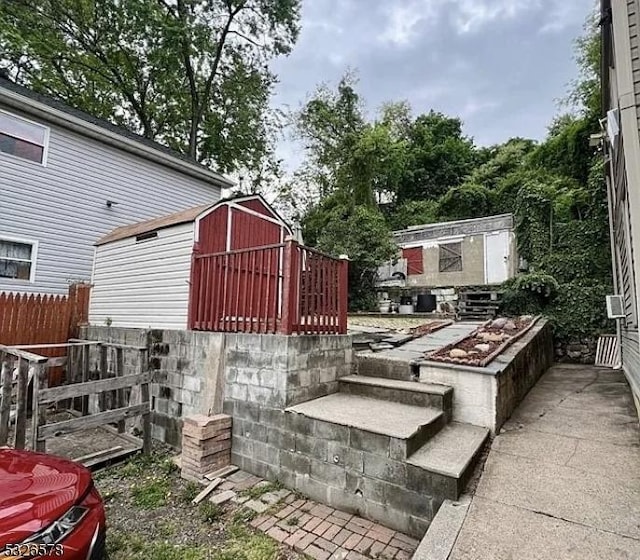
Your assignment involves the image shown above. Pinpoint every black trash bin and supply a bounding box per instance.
[416,293,437,312]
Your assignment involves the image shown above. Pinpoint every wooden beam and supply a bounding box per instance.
[0,345,48,363]
[38,373,151,404]
[14,359,28,449]
[39,403,149,439]
[0,353,13,446]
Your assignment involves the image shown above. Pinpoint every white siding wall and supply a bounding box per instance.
[0,107,221,295]
[89,223,194,330]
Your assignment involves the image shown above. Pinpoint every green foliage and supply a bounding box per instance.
[239,481,282,499]
[131,478,171,510]
[0,0,301,189]
[437,183,495,220]
[181,481,201,504]
[386,200,439,230]
[198,501,223,523]
[511,273,560,299]
[107,532,208,560]
[304,195,396,311]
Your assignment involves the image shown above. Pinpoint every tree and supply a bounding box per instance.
[396,111,477,202]
[304,194,396,310]
[0,0,300,186]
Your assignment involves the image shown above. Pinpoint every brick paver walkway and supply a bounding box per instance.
[249,494,418,560]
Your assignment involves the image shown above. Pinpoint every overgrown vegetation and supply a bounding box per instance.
[282,12,612,343]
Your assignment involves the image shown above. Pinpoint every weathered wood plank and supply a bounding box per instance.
[31,363,47,452]
[193,478,223,504]
[38,373,151,404]
[115,347,125,433]
[45,357,67,368]
[39,403,149,439]
[69,339,147,351]
[0,354,13,446]
[0,345,48,363]
[14,359,28,450]
[204,465,238,481]
[140,349,151,455]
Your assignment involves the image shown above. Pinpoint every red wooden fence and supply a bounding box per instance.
[0,283,91,384]
[188,240,347,335]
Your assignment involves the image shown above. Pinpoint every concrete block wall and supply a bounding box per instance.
[224,334,442,538]
[82,326,227,446]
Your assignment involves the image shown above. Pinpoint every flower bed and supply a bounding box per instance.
[427,316,539,367]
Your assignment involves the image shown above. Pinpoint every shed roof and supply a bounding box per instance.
[96,194,290,246]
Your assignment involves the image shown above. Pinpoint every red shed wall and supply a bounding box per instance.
[237,198,274,217]
[196,205,228,254]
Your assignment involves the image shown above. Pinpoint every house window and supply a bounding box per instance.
[402,247,424,275]
[0,238,37,281]
[439,242,463,272]
[0,111,49,164]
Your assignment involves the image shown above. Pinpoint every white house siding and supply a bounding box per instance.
[0,107,221,295]
[89,223,194,330]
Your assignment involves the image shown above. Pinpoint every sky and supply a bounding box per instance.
[269,0,596,172]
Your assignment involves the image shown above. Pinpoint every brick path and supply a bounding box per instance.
[210,470,419,560]
[248,493,418,560]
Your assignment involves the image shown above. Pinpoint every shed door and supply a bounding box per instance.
[485,232,510,284]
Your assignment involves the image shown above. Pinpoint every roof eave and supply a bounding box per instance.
[0,87,234,189]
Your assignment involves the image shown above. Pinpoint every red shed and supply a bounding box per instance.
[91,194,347,334]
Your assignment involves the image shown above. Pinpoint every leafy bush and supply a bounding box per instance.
[198,501,222,523]
[437,183,495,220]
[512,273,559,298]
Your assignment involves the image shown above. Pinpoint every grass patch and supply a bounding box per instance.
[107,532,207,560]
[239,481,283,500]
[199,501,223,523]
[131,477,171,509]
[181,481,201,504]
[231,507,258,525]
[285,516,299,526]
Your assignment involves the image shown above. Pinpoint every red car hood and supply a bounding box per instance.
[0,449,92,545]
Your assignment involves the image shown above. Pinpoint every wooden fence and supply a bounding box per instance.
[0,283,91,385]
[188,239,348,335]
[0,341,150,456]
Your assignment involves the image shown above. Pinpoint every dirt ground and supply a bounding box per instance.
[94,448,301,560]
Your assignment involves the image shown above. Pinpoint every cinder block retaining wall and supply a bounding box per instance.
[223,335,436,537]
[419,320,553,432]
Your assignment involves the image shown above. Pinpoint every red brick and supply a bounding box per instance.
[266,526,289,543]
[310,504,334,518]
[343,534,363,550]
[299,500,315,512]
[389,537,416,552]
[305,544,330,560]
[291,498,307,509]
[346,552,366,560]
[285,529,309,548]
[294,512,312,526]
[329,549,349,560]
[382,545,399,559]
[276,520,297,534]
[276,505,296,519]
[350,516,373,529]
[331,510,352,521]
[322,523,342,541]
[303,516,323,532]
[395,550,411,560]
[250,514,269,529]
[366,529,394,545]
[284,494,296,504]
[313,520,332,536]
[315,537,338,553]
[293,532,317,553]
[370,541,386,558]
[333,528,352,547]
[326,514,348,527]
[354,536,374,554]
[345,521,368,536]
[258,517,277,531]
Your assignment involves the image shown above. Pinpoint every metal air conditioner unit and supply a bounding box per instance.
[606,295,626,319]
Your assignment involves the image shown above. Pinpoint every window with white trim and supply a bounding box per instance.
[0,111,49,164]
[0,239,36,281]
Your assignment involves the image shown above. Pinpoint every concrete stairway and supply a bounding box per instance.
[284,369,489,536]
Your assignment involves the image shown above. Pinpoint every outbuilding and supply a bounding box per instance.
[89,194,292,330]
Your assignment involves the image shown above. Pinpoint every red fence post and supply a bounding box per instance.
[280,238,296,335]
[337,255,349,334]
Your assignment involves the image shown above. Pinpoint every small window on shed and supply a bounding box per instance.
[439,242,463,272]
[402,247,424,275]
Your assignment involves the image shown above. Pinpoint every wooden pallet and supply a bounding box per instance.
[458,290,504,321]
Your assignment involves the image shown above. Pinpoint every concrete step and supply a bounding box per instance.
[286,393,446,460]
[354,354,417,381]
[339,375,453,418]
[406,422,489,500]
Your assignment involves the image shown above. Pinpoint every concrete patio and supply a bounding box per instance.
[419,364,640,560]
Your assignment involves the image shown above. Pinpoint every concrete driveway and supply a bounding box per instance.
[448,364,640,559]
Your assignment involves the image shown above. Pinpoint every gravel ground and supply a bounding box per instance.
[348,316,440,332]
[94,447,301,560]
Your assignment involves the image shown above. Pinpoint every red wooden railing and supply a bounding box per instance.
[188,240,348,335]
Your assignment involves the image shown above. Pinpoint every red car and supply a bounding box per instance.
[0,449,106,559]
